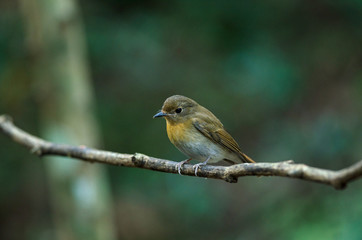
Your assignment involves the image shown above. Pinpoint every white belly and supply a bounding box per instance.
[174,135,240,164]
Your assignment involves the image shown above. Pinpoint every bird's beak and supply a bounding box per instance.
[153,111,167,118]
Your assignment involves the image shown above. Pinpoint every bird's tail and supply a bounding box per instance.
[239,152,255,163]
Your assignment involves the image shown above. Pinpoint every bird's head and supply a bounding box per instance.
[153,95,199,123]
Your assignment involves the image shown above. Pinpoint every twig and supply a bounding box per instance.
[0,114,361,190]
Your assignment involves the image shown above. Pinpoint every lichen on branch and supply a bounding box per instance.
[1,114,361,190]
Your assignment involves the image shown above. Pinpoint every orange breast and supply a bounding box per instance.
[166,120,193,146]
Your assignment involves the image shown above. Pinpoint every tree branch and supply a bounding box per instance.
[1,114,361,190]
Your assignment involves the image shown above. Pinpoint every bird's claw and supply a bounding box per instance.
[176,162,184,175]
[176,158,192,175]
[193,156,211,176]
[193,162,206,176]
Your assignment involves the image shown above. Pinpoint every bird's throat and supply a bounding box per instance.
[166,119,193,145]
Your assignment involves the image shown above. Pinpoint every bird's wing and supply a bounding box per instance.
[193,120,255,163]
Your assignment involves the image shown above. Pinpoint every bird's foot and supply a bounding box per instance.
[176,158,192,175]
[193,163,206,176]
[193,156,211,176]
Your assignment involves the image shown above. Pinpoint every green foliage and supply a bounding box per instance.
[1,0,362,239]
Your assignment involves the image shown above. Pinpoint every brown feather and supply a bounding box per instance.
[193,120,255,163]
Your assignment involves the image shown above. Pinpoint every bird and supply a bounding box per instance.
[153,95,255,176]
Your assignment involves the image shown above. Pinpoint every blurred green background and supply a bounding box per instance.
[1,0,362,239]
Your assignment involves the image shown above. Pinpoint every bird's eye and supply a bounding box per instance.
[175,108,182,113]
